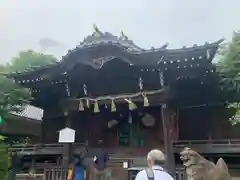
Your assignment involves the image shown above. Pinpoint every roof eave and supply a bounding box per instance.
[6,39,223,78]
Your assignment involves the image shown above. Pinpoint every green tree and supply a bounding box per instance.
[0,50,57,178]
[5,50,57,72]
[217,31,240,124]
[0,75,30,115]
[217,31,240,92]
[0,50,57,119]
[0,136,8,180]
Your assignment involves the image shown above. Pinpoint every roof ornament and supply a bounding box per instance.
[120,31,128,41]
[80,38,85,45]
[93,24,101,38]
[160,42,169,49]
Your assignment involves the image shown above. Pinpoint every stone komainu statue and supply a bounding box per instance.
[180,147,231,180]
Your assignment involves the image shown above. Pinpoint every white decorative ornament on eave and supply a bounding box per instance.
[141,114,155,127]
[206,49,211,59]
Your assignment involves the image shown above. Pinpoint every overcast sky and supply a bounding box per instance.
[0,0,239,63]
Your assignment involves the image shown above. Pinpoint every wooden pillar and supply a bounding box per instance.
[161,104,176,178]
[62,111,73,167]
[158,71,175,178]
[40,118,45,144]
[29,156,36,175]
[61,82,73,167]
[40,110,47,144]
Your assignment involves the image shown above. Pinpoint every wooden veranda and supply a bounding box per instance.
[16,158,187,180]
[10,139,240,155]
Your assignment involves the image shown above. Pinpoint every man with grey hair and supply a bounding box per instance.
[135,149,174,180]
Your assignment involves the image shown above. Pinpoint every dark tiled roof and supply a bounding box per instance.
[6,26,223,81]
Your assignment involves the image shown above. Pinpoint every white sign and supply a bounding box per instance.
[123,162,128,169]
[58,127,75,143]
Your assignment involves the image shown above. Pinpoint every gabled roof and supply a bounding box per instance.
[0,105,43,136]
[10,105,43,121]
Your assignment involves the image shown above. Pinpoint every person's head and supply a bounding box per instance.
[98,140,103,148]
[147,149,165,168]
[72,152,83,166]
[73,152,80,158]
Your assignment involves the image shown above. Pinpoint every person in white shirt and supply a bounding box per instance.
[134,149,174,180]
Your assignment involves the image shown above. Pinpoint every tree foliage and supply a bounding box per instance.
[0,136,9,180]
[217,31,240,92]
[0,76,30,115]
[5,50,57,72]
[0,50,57,117]
[0,50,57,178]
[217,31,240,124]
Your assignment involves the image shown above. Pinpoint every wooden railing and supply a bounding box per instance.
[8,139,240,155]
[173,139,240,146]
[16,173,44,180]
[10,143,63,150]
[44,167,67,180]
[40,158,186,180]
[9,144,151,156]
[173,139,240,154]
[9,143,85,154]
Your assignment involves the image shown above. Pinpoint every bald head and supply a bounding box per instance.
[147,149,165,167]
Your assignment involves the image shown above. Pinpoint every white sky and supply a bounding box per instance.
[0,0,239,63]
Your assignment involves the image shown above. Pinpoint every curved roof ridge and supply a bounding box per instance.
[165,39,224,53]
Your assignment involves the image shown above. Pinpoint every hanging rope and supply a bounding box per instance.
[70,88,164,101]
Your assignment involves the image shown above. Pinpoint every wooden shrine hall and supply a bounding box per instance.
[8,26,240,178]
